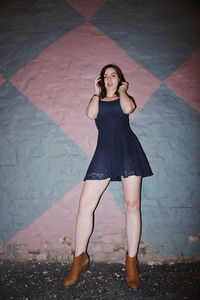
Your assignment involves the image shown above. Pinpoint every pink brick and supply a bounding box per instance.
[0,75,6,87]
[101,234,124,244]
[164,48,200,113]
[67,0,107,19]
[101,243,114,253]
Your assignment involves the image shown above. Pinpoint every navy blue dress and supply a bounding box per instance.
[84,98,153,181]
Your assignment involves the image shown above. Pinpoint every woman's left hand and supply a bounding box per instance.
[119,81,129,92]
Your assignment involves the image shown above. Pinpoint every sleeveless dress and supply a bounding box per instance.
[84,98,153,181]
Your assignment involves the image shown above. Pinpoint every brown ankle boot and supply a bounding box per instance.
[125,254,140,289]
[63,252,89,286]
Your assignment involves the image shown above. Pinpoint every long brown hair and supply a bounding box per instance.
[99,64,126,99]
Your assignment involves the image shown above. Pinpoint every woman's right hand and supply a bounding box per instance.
[94,77,101,95]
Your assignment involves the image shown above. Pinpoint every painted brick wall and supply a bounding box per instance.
[0,0,200,263]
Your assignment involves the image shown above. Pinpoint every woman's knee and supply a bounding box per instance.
[124,198,140,213]
[78,179,109,215]
[78,197,96,216]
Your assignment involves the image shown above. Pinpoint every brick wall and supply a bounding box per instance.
[0,0,199,263]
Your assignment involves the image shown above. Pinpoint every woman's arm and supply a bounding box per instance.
[86,94,100,119]
[85,77,101,119]
[119,82,136,114]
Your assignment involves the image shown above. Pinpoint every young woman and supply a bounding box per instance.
[63,64,153,289]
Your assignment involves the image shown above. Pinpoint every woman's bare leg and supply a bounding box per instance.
[75,178,110,256]
[121,175,142,257]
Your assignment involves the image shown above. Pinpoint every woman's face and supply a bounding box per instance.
[103,67,120,93]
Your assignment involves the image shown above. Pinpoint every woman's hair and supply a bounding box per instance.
[99,64,126,99]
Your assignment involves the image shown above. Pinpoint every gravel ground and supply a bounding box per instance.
[0,261,200,300]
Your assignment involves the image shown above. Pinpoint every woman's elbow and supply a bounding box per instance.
[123,104,135,115]
[86,110,97,119]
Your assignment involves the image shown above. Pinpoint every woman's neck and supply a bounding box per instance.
[106,91,116,98]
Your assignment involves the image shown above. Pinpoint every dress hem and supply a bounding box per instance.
[83,172,153,182]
